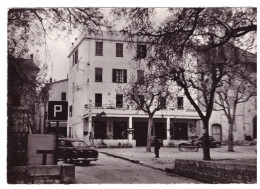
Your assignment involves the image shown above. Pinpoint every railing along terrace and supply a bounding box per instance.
[90,104,183,111]
[92,104,129,110]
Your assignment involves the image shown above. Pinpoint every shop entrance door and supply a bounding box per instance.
[174,122,188,140]
[134,122,148,146]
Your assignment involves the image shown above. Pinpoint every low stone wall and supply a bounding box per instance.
[8,165,75,184]
[174,159,256,183]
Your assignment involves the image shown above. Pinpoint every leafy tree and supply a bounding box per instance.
[111,8,256,160]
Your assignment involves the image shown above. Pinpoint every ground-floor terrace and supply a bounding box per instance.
[68,108,203,147]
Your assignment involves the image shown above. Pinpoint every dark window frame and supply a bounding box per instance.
[160,96,167,109]
[112,69,127,83]
[95,67,103,82]
[137,44,147,59]
[116,43,123,57]
[74,49,78,65]
[95,93,102,107]
[137,70,144,84]
[116,94,123,108]
[61,92,66,101]
[177,97,184,110]
[95,41,103,56]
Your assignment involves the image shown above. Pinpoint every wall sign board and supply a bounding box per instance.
[48,101,68,121]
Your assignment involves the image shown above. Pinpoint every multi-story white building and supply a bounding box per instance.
[67,32,201,147]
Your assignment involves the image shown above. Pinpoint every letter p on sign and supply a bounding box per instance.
[54,105,62,117]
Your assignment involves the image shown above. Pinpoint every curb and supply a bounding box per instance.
[101,151,173,173]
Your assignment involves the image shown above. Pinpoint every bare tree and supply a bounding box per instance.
[121,67,173,152]
[214,49,256,152]
[8,8,112,57]
[111,7,257,160]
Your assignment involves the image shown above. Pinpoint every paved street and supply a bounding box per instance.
[68,153,202,184]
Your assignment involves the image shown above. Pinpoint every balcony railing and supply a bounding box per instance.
[88,103,186,111]
[93,104,130,110]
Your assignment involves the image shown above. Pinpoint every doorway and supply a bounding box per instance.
[174,122,188,140]
[94,121,107,139]
[134,122,148,146]
[212,124,222,141]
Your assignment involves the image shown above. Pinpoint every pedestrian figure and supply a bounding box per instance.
[154,136,160,158]
[89,132,94,147]
[83,131,89,146]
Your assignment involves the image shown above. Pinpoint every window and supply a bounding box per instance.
[137,70,144,84]
[95,68,103,82]
[116,94,123,108]
[112,69,127,83]
[96,42,103,56]
[73,49,78,66]
[177,97,184,109]
[69,105,73,117]
[138,95,145,109]
[95,93,102,107]
[61,92,66,101]
[160,96,167,109]
[116,43,123,57]
[137,44,146,59]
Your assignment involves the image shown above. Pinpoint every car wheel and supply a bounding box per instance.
[197,143,203,148]
[178,144,184,151]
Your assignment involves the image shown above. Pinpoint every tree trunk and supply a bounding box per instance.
[202,120,211,160]
[228,119,234,152]
[146,115,154,152]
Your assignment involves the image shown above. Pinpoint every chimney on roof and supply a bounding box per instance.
[30,54,34,60]
[75,38,77,41]
[72,43,74,46]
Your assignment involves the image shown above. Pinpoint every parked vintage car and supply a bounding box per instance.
[193,136,221,148]
[58,138,98,165]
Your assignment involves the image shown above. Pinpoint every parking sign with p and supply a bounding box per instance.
[48,101,68,121]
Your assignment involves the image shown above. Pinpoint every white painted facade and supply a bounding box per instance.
[67,33,201,147]
[209,96,256,141]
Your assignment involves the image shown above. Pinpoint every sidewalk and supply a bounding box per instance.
[99,145,257,171]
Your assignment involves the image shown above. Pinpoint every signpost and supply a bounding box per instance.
[48,101,68,164]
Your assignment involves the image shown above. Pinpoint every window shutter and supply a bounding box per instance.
[112,69,116,83]
[123,69,127,83]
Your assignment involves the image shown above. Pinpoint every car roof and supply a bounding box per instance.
[58,138,85,142]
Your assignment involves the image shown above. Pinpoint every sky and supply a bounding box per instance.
[38,8,169,82]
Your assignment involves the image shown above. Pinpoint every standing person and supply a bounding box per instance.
[83,131,89,146]
[89,132,94,147]
[154,136,160,158]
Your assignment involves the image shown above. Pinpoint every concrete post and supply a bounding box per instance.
[167,117,170,141]
[128,116,133,141]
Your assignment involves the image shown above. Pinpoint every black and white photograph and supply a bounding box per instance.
[1,0,258,186]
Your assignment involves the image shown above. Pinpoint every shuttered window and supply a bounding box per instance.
[116,43,123,57]
[137,70,144,84]
[112,69,127,83]
[96,42,103,56]
[95,93,102,107]
[137,44,146,59]
[95,67,103,82]
[116,94,123,108]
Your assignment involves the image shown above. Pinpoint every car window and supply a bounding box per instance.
[71,141,86,147]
